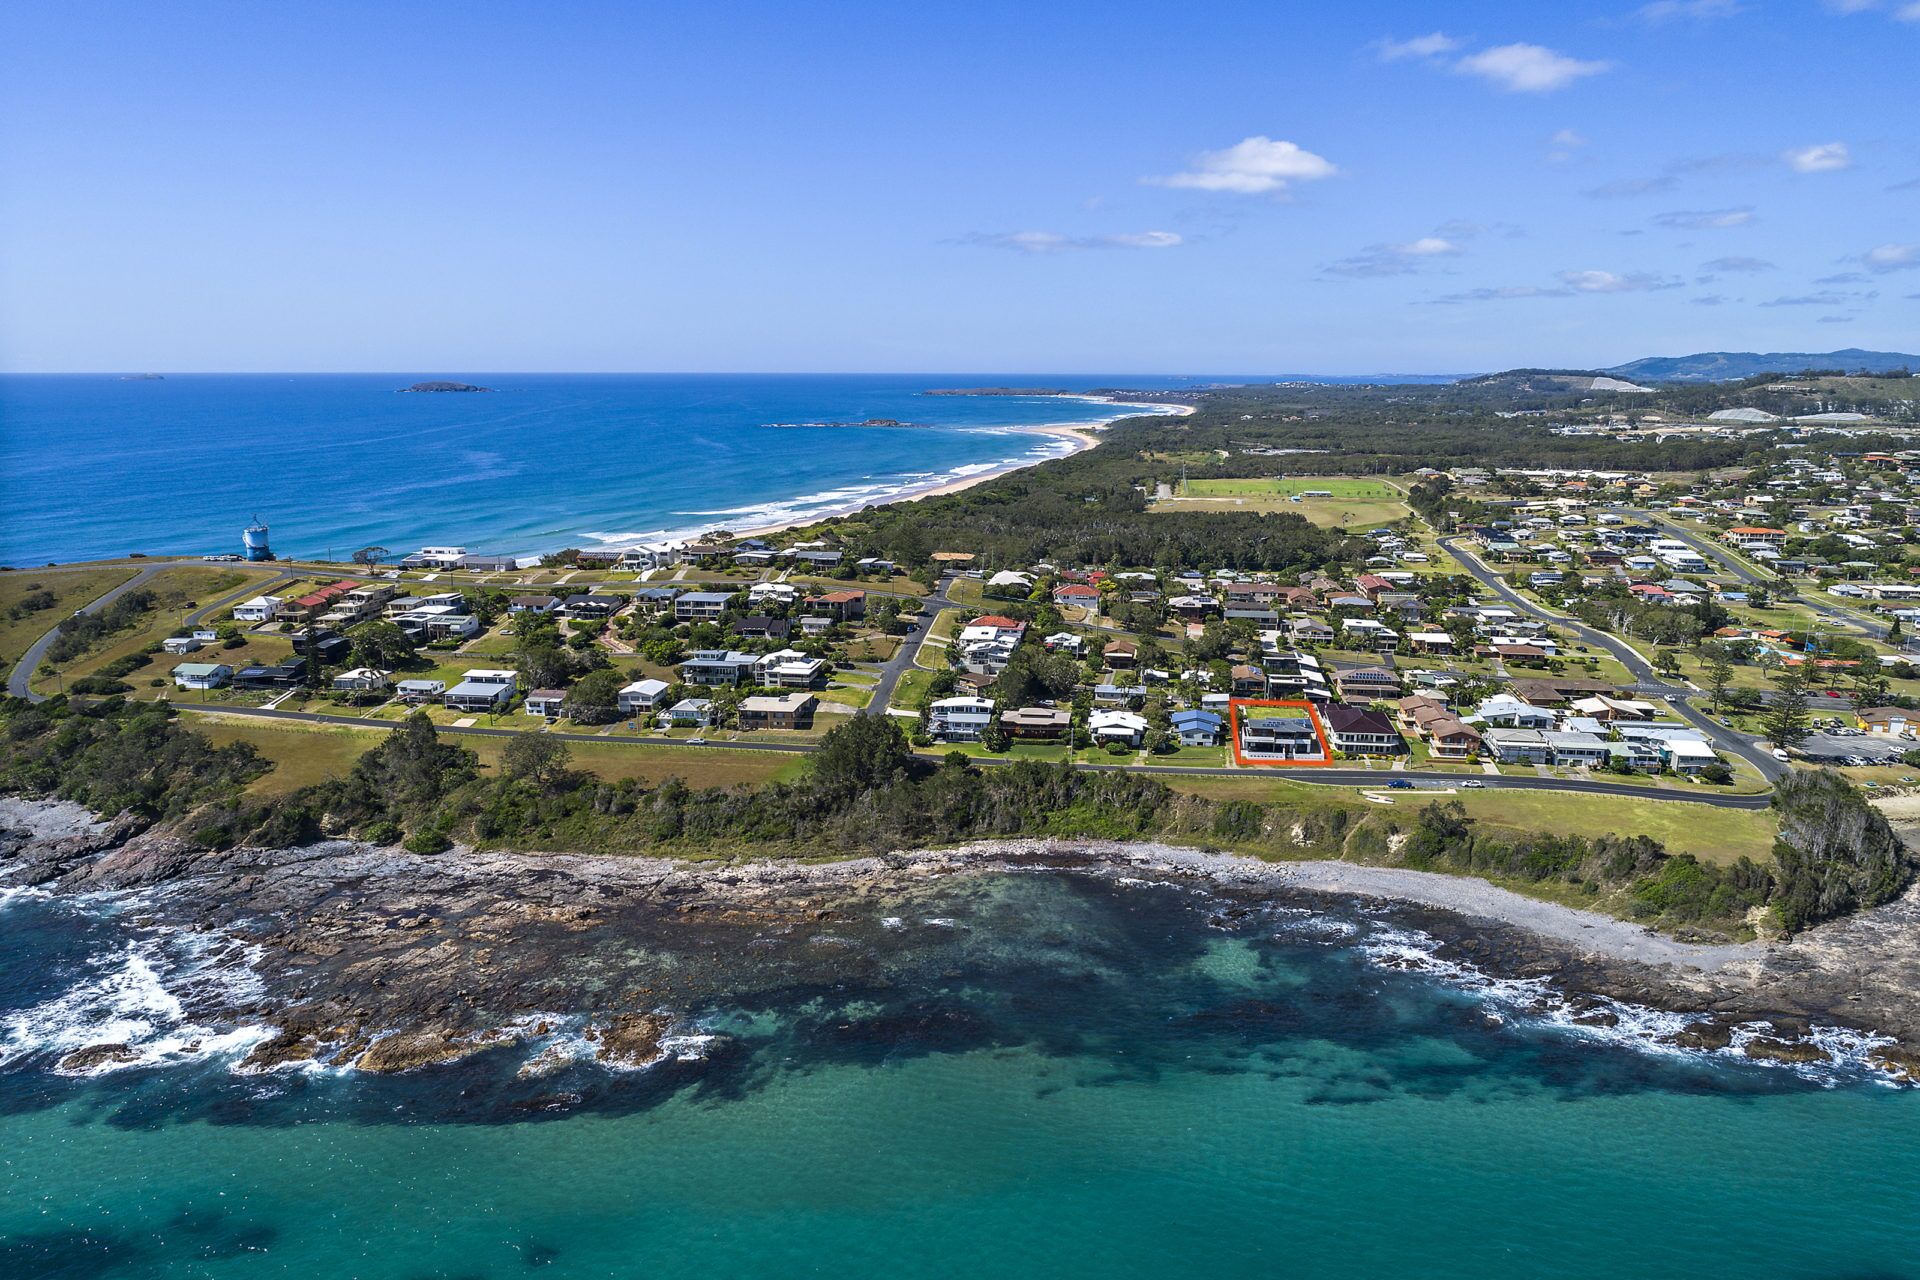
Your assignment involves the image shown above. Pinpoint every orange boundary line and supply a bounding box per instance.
[1227,698,1335,768]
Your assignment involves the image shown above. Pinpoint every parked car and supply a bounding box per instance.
[1386,779,1413,790]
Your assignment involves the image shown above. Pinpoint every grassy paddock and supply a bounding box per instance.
[189,714,810,793]
[1161,774,1776,865]
[0,566,142,667]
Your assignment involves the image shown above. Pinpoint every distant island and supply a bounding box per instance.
[1606,348,1919,383]
[400,380,492,393]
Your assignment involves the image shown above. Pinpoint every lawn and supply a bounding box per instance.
[891,667,939,712]
[0,565,141,668]
[1158,774,1776,864]
[189,713,809,792]
[1151,476,1411,530]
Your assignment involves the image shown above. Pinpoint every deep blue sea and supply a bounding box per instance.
[3,871,1917,1279]
[0,374,1214,566]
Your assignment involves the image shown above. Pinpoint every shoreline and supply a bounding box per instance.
[3,802,1917,1080]
[727,395,1194,541]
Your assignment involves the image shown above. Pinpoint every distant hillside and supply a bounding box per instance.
[1605,349,1919,382]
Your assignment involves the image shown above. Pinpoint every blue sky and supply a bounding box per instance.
[2,0,1915,373]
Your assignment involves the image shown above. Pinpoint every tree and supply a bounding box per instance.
[810,715,913,797]
[351,546,390,567]
[349,620,416,670]
[563,668,626,725]
[503,733,573,791]
[1851,663,1890,709]
[1654,648,1682,679]
[1701,643,1736,714]
[1760,661,1814,753]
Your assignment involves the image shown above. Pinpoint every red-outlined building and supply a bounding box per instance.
[1227,698,1335,767]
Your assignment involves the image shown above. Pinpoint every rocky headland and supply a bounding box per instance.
[3,797,1919,1083]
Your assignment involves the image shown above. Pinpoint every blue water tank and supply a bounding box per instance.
[243,520,272,561]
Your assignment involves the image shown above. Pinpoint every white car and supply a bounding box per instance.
[1461,780,1487,788]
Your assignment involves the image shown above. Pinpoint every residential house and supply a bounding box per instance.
[739,691,818,730]
[927,696,996,743]
[524,689,567,717]
[232,595,284,623]
[1229,664,1268,696]
[1322,705,1402,756]
[1170,708,1225,746]
[1089,709,1149,747]
[617,678,671,714]
[1103,639,1139,668]
[1001,706,1071,739]
[1482,727,1551,764]
[331,667,391,695]
[162,635,203,655]
[1092,682,1147,706]
[1238,711,1325,760]
[754,649,829,688]
[443,669,517,712]
[1052,583,1100,609]
[805,589,866,622]
[393,678,446,704]
[675,591,735,622]
[1471,694,1557,729]
[508,595,560,615]
[734,616,792,642]
[679,650,760,686]
[1332,666,1401,701]
[170,662,232,690]
[664,698,713,727]
[232,659,307,690]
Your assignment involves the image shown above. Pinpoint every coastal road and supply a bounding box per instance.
[169,701,1774,810]
[864,575,960,716]
[1438,535,1787,782]
[7,565,167,701]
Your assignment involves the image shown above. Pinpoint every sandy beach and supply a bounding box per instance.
[731,395,1194,540]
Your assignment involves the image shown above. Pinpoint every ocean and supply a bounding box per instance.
[0,373,1205,567]
[3,870,1917,1278]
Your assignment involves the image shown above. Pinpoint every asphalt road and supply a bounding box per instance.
[7,564,166,700]
[1438,535,1786,782]
[862,577,958,716]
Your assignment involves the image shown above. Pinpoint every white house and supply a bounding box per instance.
[170,662,232,690]
[617,678,671,713]
[1089,709,1149,747]
[927,696,996,743]
[331,667,391,694]
[232,595,284,623]
[444,669,517,712]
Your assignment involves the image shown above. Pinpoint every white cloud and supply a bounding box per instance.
[1863,243,1920,272]
[1552,128,1587,147]
[1374,32,1463,61]
[1454,43,1611,92]
[1785,141,1851,172]
[1322,235,1465,279]
[1557,269,1681,292]
[1146,136,1337,195]
[959,230,1183,254]
[1823,0,1881,13]
[1636,0,1743,21]
[1700,256,1775,273]
[1654,207,1755,229]
[1898,2,1920,19]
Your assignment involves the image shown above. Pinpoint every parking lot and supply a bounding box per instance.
[1798,728,1912,766]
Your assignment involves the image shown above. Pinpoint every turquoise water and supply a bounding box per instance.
[3,873,1917,1277]
[0,373,1189,566]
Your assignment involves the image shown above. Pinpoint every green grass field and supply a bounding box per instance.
[190,714,809,793]
[1152,476,1409,529]
[0,566,141,668]
[1159,774,1776,865]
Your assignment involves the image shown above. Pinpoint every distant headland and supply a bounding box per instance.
[400,380,492,393]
